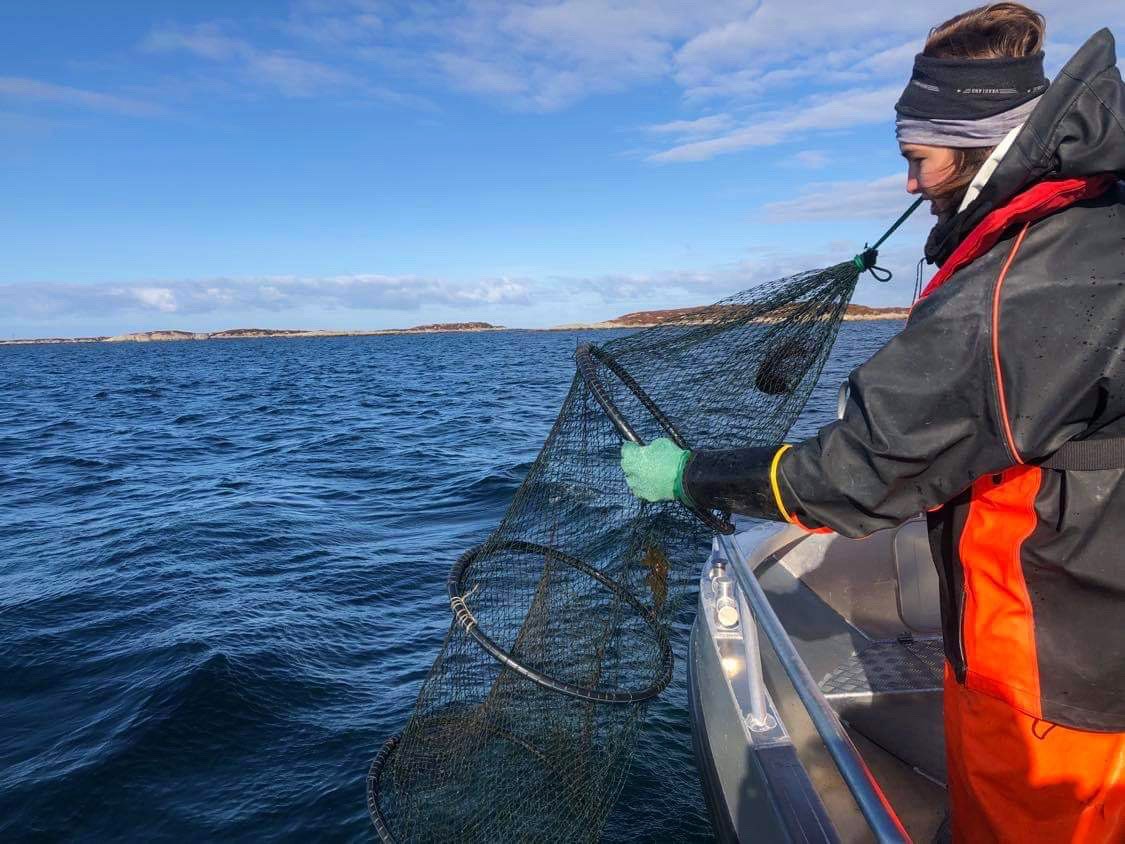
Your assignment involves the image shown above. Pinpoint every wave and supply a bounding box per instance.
[0,324,903,839]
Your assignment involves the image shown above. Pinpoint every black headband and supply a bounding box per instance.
[895,51,1048,120]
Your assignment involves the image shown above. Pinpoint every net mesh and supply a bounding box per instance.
[369,259,865,842]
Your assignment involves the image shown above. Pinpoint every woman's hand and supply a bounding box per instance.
[620,438,692,504]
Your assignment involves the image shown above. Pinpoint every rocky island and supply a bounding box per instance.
[550,303,910,330]
[1,307,908,347]
[1,322,506,346]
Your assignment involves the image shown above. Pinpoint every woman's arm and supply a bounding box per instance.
[774,262,1013,537]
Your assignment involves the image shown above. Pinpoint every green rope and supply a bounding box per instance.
[852,196,925,280]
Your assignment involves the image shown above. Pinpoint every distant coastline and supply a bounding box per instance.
[0,306,909,347]
[549,304,910,331]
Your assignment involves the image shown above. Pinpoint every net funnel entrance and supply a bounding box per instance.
[369,255,875,842]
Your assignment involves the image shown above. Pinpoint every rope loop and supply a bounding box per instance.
[849,196,925,284]
[450,584,480,631]
[867,263,893,283]
[852,246,894,283]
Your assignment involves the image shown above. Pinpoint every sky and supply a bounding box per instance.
[2,1,1122,338]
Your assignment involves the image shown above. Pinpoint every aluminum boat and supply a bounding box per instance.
[688,516,949,843]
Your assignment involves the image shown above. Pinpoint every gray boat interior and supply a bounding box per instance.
[690,518,950,843]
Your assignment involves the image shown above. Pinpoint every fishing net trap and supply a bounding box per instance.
[366,200,922,842]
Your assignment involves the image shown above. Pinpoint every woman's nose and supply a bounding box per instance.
[906,176,921,194]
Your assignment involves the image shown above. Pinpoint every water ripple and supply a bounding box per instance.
[0,324,901,841]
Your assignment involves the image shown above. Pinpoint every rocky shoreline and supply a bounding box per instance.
[550,304,910,331]
[0,322,508,346]
[1,307,909,347]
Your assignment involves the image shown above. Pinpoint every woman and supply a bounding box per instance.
[621,5,1125,842]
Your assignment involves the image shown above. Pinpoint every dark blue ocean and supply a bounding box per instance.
[0,322,901,842]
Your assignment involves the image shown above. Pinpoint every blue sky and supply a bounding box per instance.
[2,1,1120,337]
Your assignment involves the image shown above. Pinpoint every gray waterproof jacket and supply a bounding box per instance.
[776,29,1125,731]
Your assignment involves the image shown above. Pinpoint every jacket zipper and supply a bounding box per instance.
[955,473,1003,676]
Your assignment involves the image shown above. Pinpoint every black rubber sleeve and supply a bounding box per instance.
[681,447,786,522]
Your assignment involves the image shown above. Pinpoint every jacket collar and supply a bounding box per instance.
[917,174,1116,301]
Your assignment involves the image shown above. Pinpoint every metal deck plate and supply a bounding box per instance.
[819,637,944,697]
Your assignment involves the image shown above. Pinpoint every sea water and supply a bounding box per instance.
[0,322,901,841]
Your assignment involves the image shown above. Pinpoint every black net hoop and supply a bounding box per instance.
[576,342,734,535]
[448,540,674,704]
[367,735,401,844]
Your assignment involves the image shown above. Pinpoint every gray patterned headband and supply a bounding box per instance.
[895,95,1042,148]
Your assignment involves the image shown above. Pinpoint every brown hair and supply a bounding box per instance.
[921,3,1046,203]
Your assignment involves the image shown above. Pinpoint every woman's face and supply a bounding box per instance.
[900,143,958,220]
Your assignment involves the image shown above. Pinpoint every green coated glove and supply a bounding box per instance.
[620,438,693,504]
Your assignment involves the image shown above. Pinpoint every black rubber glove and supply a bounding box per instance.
[681,447,786,522]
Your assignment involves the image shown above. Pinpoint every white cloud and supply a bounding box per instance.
[140,18,431,107]
[671,4,936,95]
[562,265,756,302]
[392,0,1125,144]
[141,25,246,61]
[2,252,923,326]
[648,85,900,162]
[143,23,357,98]
[125,1,1125,128]
[0,275,534,320]
[132,287,179,312]
[0,77,164,117]
[409,1,692,111]
[433,53,529,98]
[789,150,830,169]
[244,53,352,96]
[759,174,916,221]
[645,114,734,137]
[851,41,924,77]
[566,243,929,305]
[283,0,383,45]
